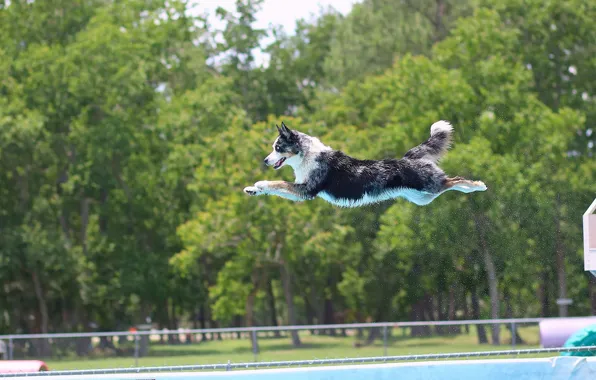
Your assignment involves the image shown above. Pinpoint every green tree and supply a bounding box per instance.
[322,0,477,88]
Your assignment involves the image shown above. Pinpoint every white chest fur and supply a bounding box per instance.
[291,135,330,184]
[293,156,318,184]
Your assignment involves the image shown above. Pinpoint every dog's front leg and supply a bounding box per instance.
[244,181,310,202]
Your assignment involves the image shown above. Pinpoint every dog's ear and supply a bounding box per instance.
[280,121,293,138]
[276,124,283,135]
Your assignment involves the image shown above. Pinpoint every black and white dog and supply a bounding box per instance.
[243,121,487,207]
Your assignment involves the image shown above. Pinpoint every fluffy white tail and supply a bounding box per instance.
[404,120,454,162]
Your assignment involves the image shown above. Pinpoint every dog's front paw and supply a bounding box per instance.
[254,181,270,189]
[243,186,263,196]
[475,181,488,191]
[244,181,270,196]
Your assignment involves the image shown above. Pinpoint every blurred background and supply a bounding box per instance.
[0,0,595,372]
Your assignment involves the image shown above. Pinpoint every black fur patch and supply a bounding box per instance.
[404,131,450,160]
[275,125,300,154]
[307,151,446,200]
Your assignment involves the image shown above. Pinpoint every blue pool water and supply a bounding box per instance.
[9,356,596,380]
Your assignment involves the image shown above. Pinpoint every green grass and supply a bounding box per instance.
[45,326,544,371]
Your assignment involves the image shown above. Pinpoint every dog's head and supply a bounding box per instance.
[263,122,302,170]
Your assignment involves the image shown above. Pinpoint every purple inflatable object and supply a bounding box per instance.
[540,318,596,348]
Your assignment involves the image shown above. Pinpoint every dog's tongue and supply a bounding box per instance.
[274,157,286,168]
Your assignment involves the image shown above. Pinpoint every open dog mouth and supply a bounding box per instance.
[273,157,286,169]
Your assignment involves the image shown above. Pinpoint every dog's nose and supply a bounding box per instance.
[263,158,269,165]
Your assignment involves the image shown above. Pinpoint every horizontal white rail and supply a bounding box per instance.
[0,316,591,340]
[1,346,595,377]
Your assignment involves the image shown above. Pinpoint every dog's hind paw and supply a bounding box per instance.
[243,186,262,196]
[475,181,488,191]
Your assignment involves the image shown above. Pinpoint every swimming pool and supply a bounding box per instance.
[4,356,596,380]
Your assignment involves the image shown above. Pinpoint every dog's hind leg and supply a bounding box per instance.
[399,190,440,206]
[244,181,311,202]
[409,193,439,206]
[442,177,487,193]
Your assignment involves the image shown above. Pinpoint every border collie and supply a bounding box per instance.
[243,121,487,207]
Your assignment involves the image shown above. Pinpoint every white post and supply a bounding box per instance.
[383,325,388,356]
[583,198,596,278]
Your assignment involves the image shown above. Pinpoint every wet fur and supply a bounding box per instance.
[243,121,487,207]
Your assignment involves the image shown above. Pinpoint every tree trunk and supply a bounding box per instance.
[266,279,281,338]
[410,297,431,337]
[246,295,259,353]
[169,299,179,344]
[364,326,380,345]
[324,298,336,336]
[99,336,120,354]
[246,270,262,354]
[99,187,108,236]
[56,167,72,248]
[539,269,550,317]
[425,293,435,321]
[234,316,242,339]
[304,296,316,335]
[16,170,29,211]
[462,290,470,334]
[158,298,170,344]
[504,290,525,345]
[161,299,170,344]
[199,304,207,341]
[279,258,301,347]
[437,291,446,320]
[434,0,445,41]
[311,284,325,333]
[192,307,199,330]
[448,287,456,320]
[444,286,461,335]
[74,302,92,356]
[471,285,488,344]
[325,273,338,336]
[31,270,52,357]
[554,194,568,317]
[474,213,500,345]
[80,197,91,256]
[210,318,222,340]
[435,291,447,335]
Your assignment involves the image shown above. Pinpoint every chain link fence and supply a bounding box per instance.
[0,318,569,370]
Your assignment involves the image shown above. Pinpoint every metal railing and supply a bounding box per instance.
[0,317,554,339]
[0,317,591,366]
[1,345,596,377]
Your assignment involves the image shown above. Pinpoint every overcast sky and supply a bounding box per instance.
[193,0,359,29]
[190,0,361,66]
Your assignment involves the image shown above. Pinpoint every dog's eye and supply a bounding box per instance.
[275,146,281,152]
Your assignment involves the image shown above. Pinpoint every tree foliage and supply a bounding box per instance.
[0,0,594,354]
